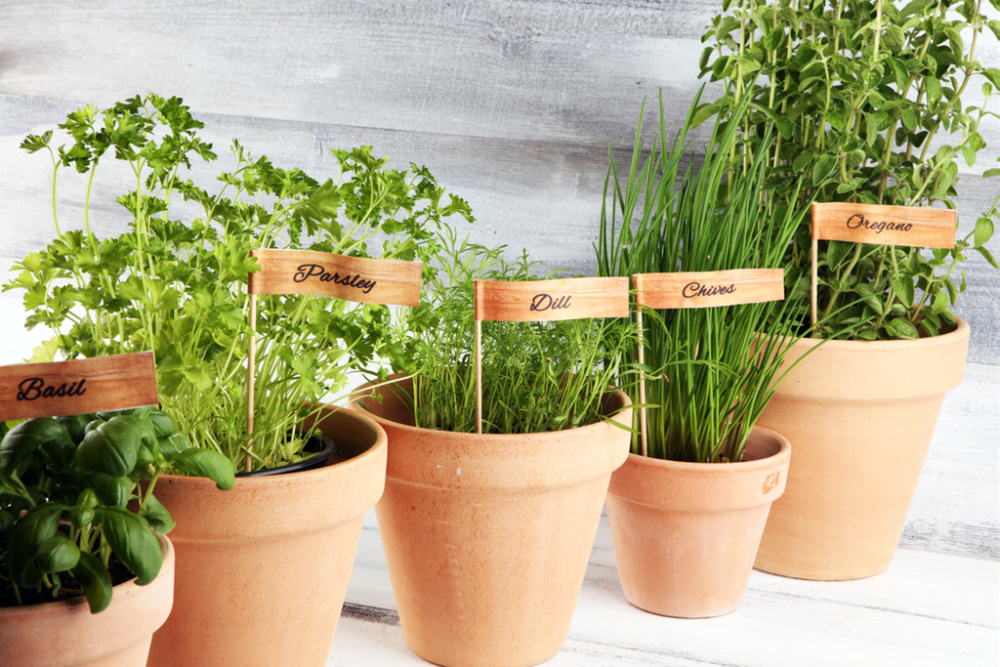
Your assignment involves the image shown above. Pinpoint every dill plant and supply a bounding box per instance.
[387,230,635,435]
[597,90,807,463]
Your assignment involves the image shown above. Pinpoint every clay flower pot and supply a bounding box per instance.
[353,377,632,667]
[606,427,790,618]
[0,535,175,667]
[146,406,387,667]
[754,317,970,580]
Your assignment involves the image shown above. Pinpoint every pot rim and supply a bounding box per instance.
[162,404,386,488]
[0,533,174,616]
[609,426,791,511]
[350,374,632,442]
[787,314,969,352]
[624,425,791,474]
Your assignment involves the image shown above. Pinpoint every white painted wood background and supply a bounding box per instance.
[0,2,997,664]
[2,1,998,360]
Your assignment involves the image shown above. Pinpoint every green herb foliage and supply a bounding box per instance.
[386,230,635,434]
[6,94,473,470]
[698,0,998,340]
[597,90,806,463]
[0,407,233,612]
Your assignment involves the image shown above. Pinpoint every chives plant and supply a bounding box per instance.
[597,90,807,463]
[388,230,635,435]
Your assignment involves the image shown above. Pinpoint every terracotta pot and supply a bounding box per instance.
[754,317,970,580]
[353,377,632,667]
[606,427,790,618]
[0,535,174,667]
[147,406,387,667]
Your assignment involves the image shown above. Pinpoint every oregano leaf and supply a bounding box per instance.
[886,318,920,340]
[974,216,994,248]
[891,278,915,308]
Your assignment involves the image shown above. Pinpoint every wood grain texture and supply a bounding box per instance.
[634,269,784,309]
[0,351,157,419]
[249,248,422,306]
[812,202,957,249]
[474,276,629,321]
[1,0,996,361]
[328,506,999,666]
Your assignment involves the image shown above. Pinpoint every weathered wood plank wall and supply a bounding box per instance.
[0,0,998,559]
[2,1,997,361]
[2,1,997,364]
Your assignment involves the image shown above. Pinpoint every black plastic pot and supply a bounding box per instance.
[237,434,337,477]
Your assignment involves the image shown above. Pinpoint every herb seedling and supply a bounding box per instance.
[0,407,233,612]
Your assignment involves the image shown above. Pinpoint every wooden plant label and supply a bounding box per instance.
[633,269,785,310]
[474,276,630,322]
[811,202,956,249]
[0,352,158,420]
[248,248,422,307]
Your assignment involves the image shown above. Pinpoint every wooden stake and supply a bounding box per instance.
[246,291,258,474]
[635,296,648,458]
[811,236,819,328]
[475,318,483,435]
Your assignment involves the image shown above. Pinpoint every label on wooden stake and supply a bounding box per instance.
[811,202,956,249]
[249,248,422,307]
[633,269,785,309]
[474,276,629,322]
[0,352,158,420]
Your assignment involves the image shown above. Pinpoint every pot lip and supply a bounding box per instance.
[235,433,337,478]
[0,533,174,616]
[161,405,386,486]
[351,375,632,441]
[624,425,791,473]
[782,314,969,352]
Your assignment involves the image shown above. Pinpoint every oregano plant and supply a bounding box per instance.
[698,0,999,339]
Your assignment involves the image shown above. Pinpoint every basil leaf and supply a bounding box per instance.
[140,494,176,535]
[75,416,142,477]
[96,506,162,585]
[90,473,132,508]
[7,504,65,588]
[0,418,71,473]
[73,551,113,613]
[34,535,81,574]
[171,448,236,490]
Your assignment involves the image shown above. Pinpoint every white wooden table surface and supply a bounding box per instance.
[332,513,998,667]
[0,259,997,666]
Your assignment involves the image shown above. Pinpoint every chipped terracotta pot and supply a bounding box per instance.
[353,377,631,667]
[146,406,387,667]
[606,427,790,618]
[754,317,969,580]
[0,534,174,667]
